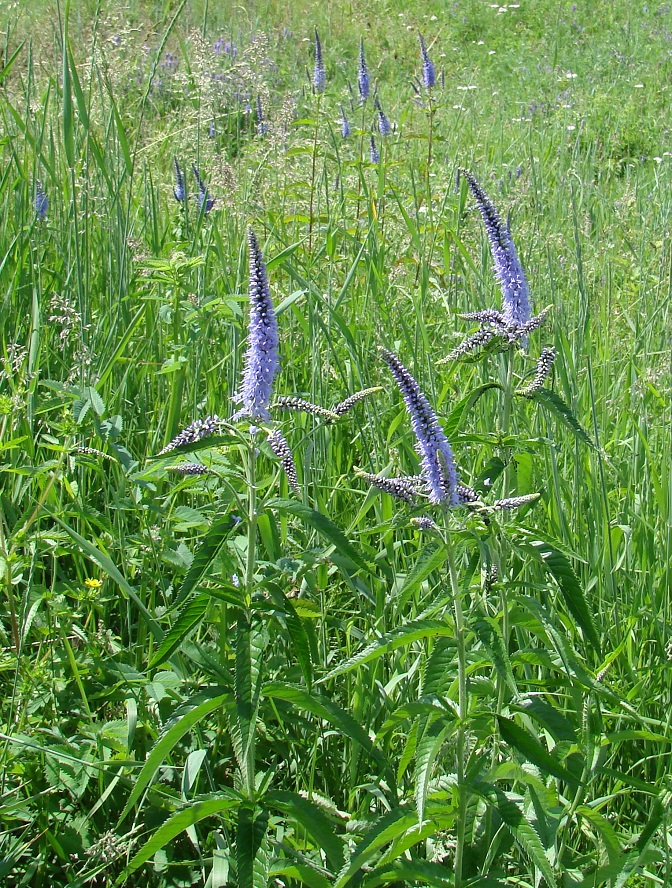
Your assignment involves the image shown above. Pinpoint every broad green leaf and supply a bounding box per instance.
[171,510,240,609]
[361,859,456,886]
[117,689,231,822]
[267,498,373,574]
[324,620,455,680]
[119,795,239,880]
[394,543,447,610]
[415,718,453,825]
[526,388,594,448]
[497,716,580,785]
[149,594,210,669]
[334,807,419,888]
[524,538,601,653]
[266,790,344,872]
[472,782,557,888]
[443,383,502,439]
[263,682,387,772]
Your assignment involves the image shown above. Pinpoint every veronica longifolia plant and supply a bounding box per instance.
[234,229,280,422]
[445,169,549,359]
[379,348,458,506]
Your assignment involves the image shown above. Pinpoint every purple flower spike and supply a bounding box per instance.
[358,38,370,101]
[341,105,350,138]
[380,348,458,506]
[419,34,436,89]
[192,165,215,213]
[235,229,280,421]
[460,169,532,330]
[256,95,268,137]
[34,180,48,220]
[313,28,326,94]
[173,158,185,202]
[370,134,380,164]
[375,97,391,136]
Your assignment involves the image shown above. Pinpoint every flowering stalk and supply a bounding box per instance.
[192,165,215,213]
[234,230,280,422]
[313,28,326,94]
[173,157,185,202]
[358,38,370,102]
[34,180,48,220]
[267,429,300,495]
[418,33,435,90]
[380,348,458,506]
[459,168,532,330]
[375,97,391,137]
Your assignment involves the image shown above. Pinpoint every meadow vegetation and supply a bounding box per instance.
[0,0,671,885]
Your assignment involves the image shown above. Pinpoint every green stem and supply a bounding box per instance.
[308,93,322,252]
[445,523,467,888]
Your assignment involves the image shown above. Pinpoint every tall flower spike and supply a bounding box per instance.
[256,95,268,137]
[380,348,458,506]
[192,165,215,213]
[35,180,48,220]
[517,347,556,397]
[358,38,370,102]
[370,134,380,165]
[235,229,280,421]
[419,33,436,89]
[313,29,326,94]
[375,97,391,136]
[267,430,300,495]
[341,105,350,139]
[159,415,225,454]
[460,169,532,330]
[173,158,185,202]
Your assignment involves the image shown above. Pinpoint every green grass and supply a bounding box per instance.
[1,1,671,886]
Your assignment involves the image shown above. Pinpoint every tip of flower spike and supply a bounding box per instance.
[493,493,540,511]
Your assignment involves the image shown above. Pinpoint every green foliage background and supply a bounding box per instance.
[0,0,670,886]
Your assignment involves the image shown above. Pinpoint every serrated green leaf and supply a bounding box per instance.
[473,616,518,698]
[525,538,600,653]
[117,689,230,823]
[443,383,502,439]
[266,790,344,872]
[472,782,558,888]
[323,620,455,681]
[334,807,419,888]
[497,716,579,785]
[527,388,594,447]
[119,794,239,881]
[395,543,447,610]
[263,682,388,772]
[171,510,240,610]
[361,859,455,886]
[149,594,209,669]
[266,584,313,688]
[415,718,453,825]
[267,498,373,574]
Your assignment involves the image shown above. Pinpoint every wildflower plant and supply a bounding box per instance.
[6,14,667,888]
